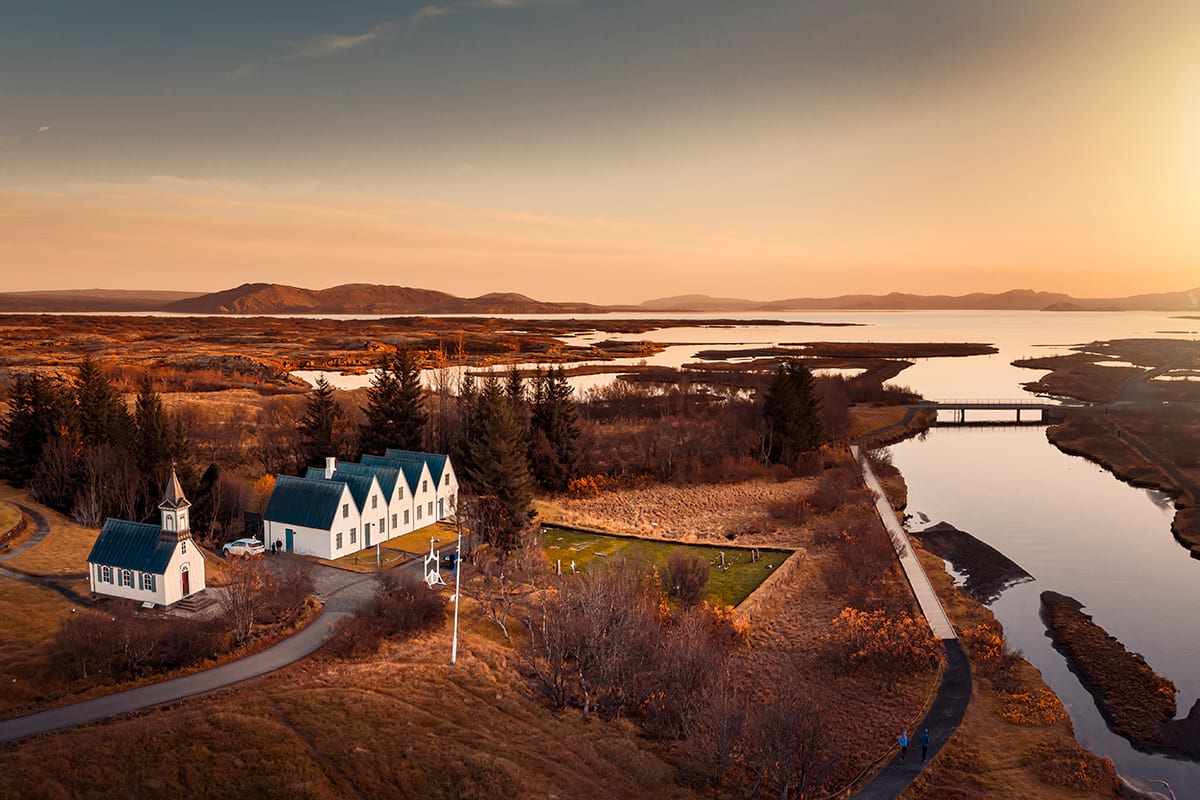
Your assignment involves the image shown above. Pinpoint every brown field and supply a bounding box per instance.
[0,579,81,712]
[0,490,97,578]
[546,476,818,547]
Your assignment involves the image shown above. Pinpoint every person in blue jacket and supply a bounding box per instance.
[899,729,909,761]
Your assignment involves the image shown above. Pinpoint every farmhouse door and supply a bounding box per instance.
[365,523,372,547]
[182,569,190,596]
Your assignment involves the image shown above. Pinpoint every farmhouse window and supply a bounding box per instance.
[392,514,398,529]
[372,495,378,509]
[404,510,410,524]
[423,480,428,492]
[428,501,433,516]
[336,532,343,549]
[342,504,349,518]
[379,518,385,533]
[350,528,357,545]
[444,475,449,486]
[416,506,422,521]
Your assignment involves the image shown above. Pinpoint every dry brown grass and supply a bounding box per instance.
[0,491,97,577]
[0,630,698,800]
[546,476,818,548]
[0,501,21,537]
[849,406,909,441]
[0,578,82,712]
[900,544,1120,800]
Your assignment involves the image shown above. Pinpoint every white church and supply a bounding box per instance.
[261,450,458,560]
[87,467,207,607]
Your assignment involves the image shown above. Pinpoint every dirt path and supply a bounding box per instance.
[0,504,51,563]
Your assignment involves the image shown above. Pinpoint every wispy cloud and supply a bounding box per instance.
[37,125,50,133]
[410,0,564,27]
[227,22,393,80]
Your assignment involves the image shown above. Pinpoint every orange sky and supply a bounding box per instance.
[2,1,1197,302]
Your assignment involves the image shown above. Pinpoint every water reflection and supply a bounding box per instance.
[891,426,1200,796]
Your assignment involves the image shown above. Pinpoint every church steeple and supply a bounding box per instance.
[159,465,192,543]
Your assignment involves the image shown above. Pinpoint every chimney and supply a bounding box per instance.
[325,456,336,480]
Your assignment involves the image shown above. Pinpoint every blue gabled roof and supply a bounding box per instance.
[87,519,176,574]
[384,450,450,484]
[303,465,381,511]
[332,461,400,500]
[263,475,345,529]
[362,454,426,495]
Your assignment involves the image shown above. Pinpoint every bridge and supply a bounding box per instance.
[921,399,1071,426]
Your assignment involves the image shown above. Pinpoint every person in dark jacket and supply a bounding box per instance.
[920,728,931,761]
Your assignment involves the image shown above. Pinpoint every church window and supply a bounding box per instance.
[121,570,133,588]
[181,541,187,555]
[101,565,112,583]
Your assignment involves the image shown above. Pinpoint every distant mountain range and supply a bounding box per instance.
[633,287,1200,312]
[0,283,1196,314]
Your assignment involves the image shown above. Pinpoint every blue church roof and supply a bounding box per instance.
[87,519,176,574]
[263,475,345,529]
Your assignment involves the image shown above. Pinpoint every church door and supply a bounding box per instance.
[181,568,190,596]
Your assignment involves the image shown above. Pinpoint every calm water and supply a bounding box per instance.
[891,427,1200,796]
[297,309,1200,396]
[296,309,1200,787]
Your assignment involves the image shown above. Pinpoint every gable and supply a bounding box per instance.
[384,449,449,485]
[263,475,345,529]
[88,519,176,574]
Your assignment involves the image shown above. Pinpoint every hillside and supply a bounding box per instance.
[162,283,602,315]
[0,289,202,313]
[638,287,1200,312]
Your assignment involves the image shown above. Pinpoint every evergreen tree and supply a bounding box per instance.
[298,376,346,470]
[529,366,582,491]
[132,375,174,509]
[0,373,64,486]
[359,350,427,456]
[763,362,823,464]
[465,377,533,552]
[74,356,131,447]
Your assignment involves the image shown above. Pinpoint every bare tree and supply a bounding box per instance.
[744,688,832,800]
[686,670,749,790]
[221,557,264,643]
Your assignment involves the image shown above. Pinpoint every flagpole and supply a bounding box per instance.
[450,528,462,665]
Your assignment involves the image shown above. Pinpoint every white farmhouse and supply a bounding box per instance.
[87,467,207,607]
[261,451,458,560]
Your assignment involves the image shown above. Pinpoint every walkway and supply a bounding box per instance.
[853,641,972,799]
[850,444,956,640]
[847,440,971,798]
[0,504,52,562]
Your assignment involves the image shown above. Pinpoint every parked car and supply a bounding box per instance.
[222,538,266,558]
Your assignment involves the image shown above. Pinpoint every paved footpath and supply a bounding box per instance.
[849,443,971,798]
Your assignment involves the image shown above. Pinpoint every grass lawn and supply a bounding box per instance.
[540,526,791,607]
[329,546,411,571]
[385,523,457,555]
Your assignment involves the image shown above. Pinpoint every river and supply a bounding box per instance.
[293,308,1200,790]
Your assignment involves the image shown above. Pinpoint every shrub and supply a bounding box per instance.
[822,607,943,686]
[328,572,445,658]
[663,552,710,608]
[1028,741,1120,793]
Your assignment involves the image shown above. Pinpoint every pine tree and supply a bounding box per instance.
[529,366,582,490]
[0,373,65,486]
[299,376,346,470]
[74,356,132,447]
[465,377,533,552]
[763,362,823,464]
[132,375,174,511]
[359,349,427,456]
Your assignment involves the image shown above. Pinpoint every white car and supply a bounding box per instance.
[222,538,266,558]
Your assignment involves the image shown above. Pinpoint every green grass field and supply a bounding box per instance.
[540,527,791,607]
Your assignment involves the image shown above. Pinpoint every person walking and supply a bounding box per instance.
[920,728,931,762]
[899,729,909,762]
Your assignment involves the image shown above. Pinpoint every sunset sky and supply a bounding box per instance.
[2,0,1198,303]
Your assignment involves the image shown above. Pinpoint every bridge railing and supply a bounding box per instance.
[927,398,1057,407]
